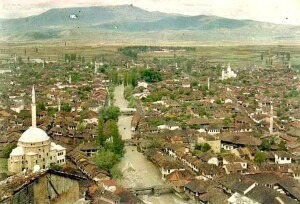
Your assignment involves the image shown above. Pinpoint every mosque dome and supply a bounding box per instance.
[10,146,24,156]
[19,127,50,143]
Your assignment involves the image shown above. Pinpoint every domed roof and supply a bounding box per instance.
[10,146,24,156]
[19,127,50,143]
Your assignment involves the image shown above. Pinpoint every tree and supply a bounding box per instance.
[140,69,162,83]
[97,116,105,146]
[61,102,72,112]
[99,106,120,122]
[259,139,272,151]
[94,148,120,171]
[223,117,232,125]
[195,143,211,152]
[254,151,266,164]
[278,140,287,151]
[17,56,24,65]
[37,102,46,111]
[110,165,123,179]
[3,143,17,158]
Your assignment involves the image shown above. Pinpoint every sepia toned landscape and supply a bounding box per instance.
[0,2,299,204]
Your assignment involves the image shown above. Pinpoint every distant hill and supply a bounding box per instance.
[1,5,299,44]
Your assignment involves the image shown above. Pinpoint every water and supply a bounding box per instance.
[114,85,186,204]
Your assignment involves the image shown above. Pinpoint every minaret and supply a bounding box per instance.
[69,75,72,84]
[42,60,45,69]
[94,62,98,74]
[288,61,291,69]
[221,69,225,80]
[269,104,273,134]
[207,77,210,90]
[227,63,231,72]
[31,86,37,128]
[58,98,61,112]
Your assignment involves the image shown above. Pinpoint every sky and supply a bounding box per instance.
[1,0,300,25]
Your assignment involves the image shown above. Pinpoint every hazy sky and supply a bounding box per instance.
[1,0,300,25]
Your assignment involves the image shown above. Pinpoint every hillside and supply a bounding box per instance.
[0,5,299,43]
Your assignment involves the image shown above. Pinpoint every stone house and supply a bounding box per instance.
[0,169,85,204]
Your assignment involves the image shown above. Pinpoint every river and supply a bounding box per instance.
[114,85,186,204]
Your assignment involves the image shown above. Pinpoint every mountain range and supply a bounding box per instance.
[0,5,299,44]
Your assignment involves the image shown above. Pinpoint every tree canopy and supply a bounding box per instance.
[140,69,162,83]
[99,106,121,122]
[94,148,120,172]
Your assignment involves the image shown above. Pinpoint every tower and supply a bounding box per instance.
[58,98,61,112]
[31,86,36,128]
[221,69,225,80]
[288,61,291,69]
[227,63,231,72]
[269,104,273,134]
[94,62,99,74]
[69,75,72,84]
[207,77,210,90]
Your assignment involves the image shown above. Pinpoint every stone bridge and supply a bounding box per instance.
[127,184,173,196]
[120,108,136,115]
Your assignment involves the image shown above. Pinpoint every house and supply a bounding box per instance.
[165,170,192,193]
[0,169,85,204]
[78,143,100,157]
[274,151,292,164]
[184,179,213,201]
[218,173,299,204]
[220,133,261,150]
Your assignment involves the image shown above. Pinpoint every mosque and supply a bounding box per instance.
[221,63,237,80]
[8,87,66,173]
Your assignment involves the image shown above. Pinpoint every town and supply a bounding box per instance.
[0,44,299,204]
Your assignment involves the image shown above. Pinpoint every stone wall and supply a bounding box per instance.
[33,173,80,204]
[12,182,34,204]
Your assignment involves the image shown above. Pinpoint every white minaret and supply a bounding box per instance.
[207,77,210,90]
[269,104,273,134]
[42,60,45,68]
[31,86,37,128]
[58,98,61,112]
[288,61,291,69]
[227,63,231,72]
[221,69,225,80]
[94,62,99,74]
[69,75,72,84]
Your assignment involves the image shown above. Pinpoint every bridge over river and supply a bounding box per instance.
[127,184,173,196]
[120,107,136,115]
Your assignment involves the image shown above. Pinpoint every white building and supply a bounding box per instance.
[274,151,292,164]
[8,86,66,173]
[221,63,237,80]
